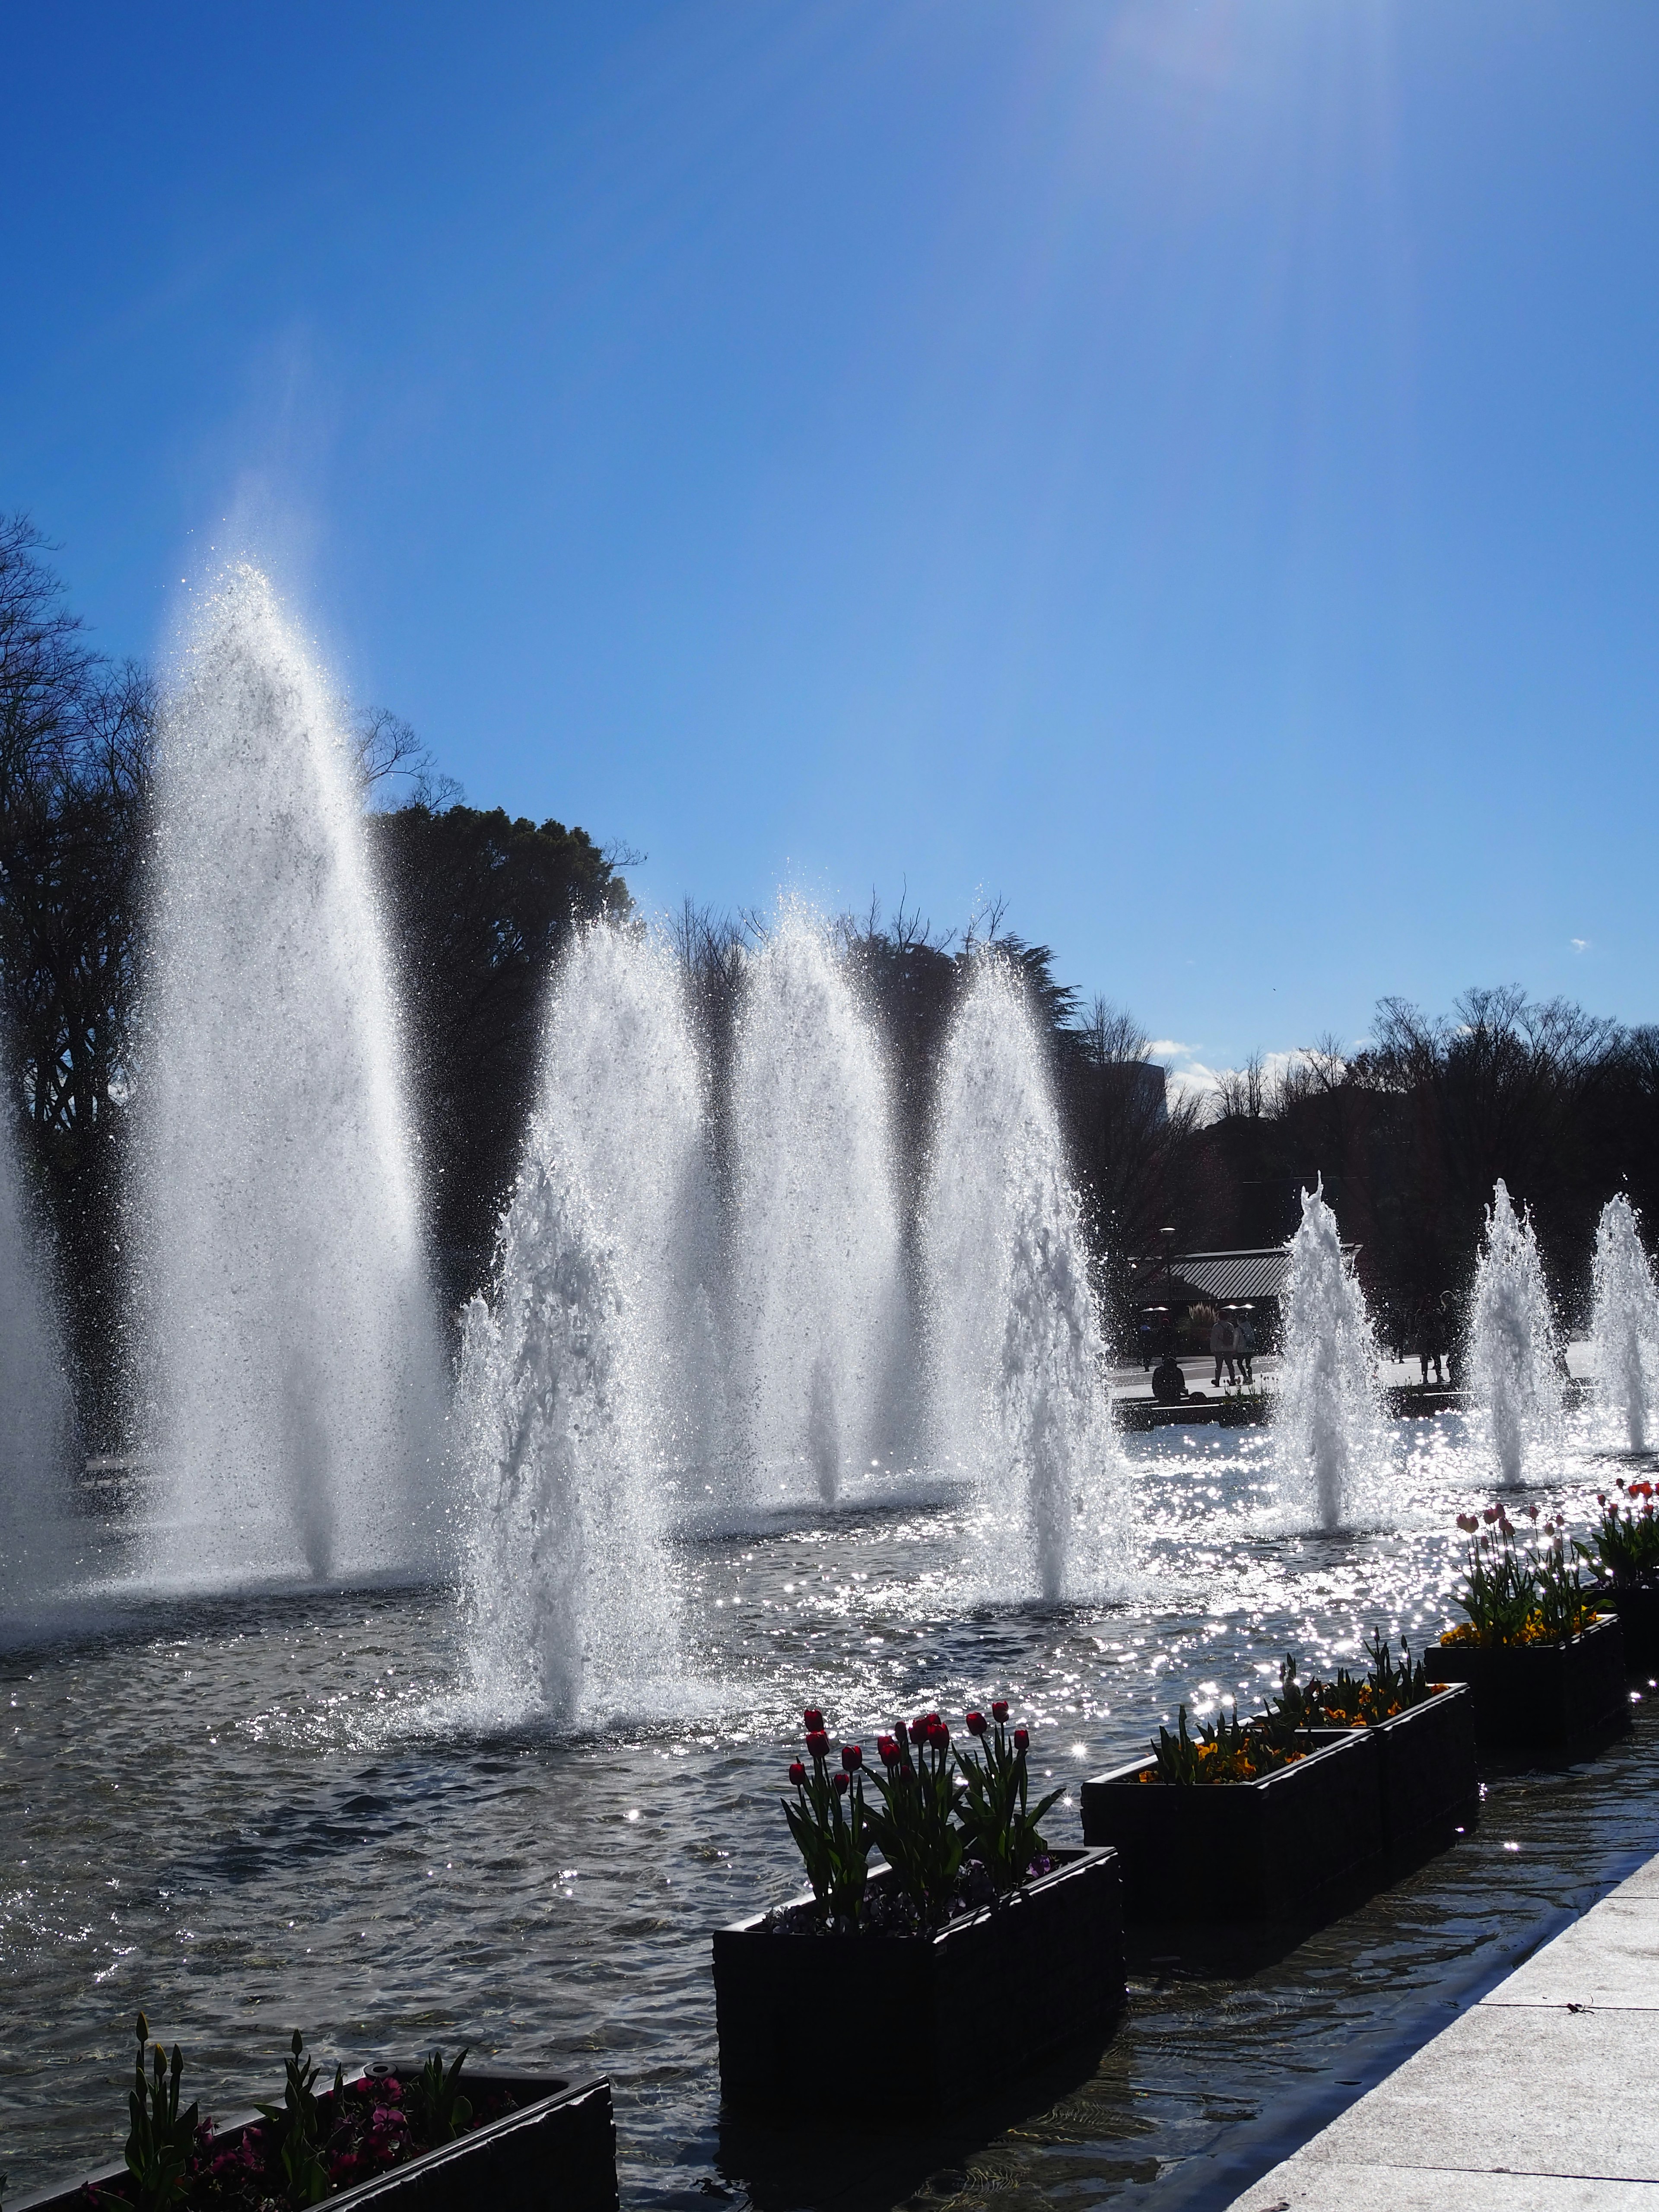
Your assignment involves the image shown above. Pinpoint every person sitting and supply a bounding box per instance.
[1151,1352,1188,1405]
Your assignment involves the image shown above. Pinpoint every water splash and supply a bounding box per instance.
[1467,1179,1562,1486]
[1273,1180,1389,1529]
[458,925,699,1719]
[921,958,1131,1602]
[136,568,445,1589]
[1590,1193,1659,1452]
[0,1121,73,1617]
[728,909,906,1503]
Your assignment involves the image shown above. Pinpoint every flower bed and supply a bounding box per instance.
[13,2028,617,2212]
[713,1700,1124,2108]
[1424,1503,1629,1747]
[713,1847,1123,2109]
[1309,1686,1477,1860]
[1578,1481,1659,1673]
[1425,1618,1627,1747]
[1079,1727,1381,1921]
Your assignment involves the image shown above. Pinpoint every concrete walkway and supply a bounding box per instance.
[1230,1851,1659,2208]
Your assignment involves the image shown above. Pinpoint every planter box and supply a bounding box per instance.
[1424,1614,1627,1749]
[1590,1586,1659,1675]
[712,1846,1123,2111]
[15,2067,617,2212]
[1079,1728,1381,1921]
[1309,1685,1478,1861]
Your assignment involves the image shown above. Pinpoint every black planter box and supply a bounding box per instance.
[712,1846,1123,2111]
[14,2067,617,2212]
[1079,1727,1382,1921]
[1424,1615,1628,1748]
[1590,1586,1659,1675]
[1309,1685,1477,1861]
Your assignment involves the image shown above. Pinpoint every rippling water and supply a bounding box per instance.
[5,1414,1657,2208]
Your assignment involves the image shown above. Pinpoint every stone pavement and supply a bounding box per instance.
[1228,1850,1659,2208]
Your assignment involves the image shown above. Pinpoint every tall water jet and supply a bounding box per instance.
[458,924,699,1718]
[137,568,445,1588]
[728,909,905,1503]
[922,958,1130,1602]
[1274,1180,1389,1529]
[1590,1193,1659,1452]
[1467,1179,1562,1486]
[0,1121,73,1617]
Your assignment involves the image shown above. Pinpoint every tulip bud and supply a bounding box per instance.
[909,1718,928,1745]
[842,1742,863,1773]
[804,1707,825,1730]
[877,1734,899,1764]
[1013,1726,1030,1752]
[991,1700,1010,1724]
[788,1760,806,1786]
[833,1770,850,1796]
[966,1711,987,1736]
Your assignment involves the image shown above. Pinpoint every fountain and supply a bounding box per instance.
[1273,1179,1389,1529]
[728,908,906,1503]
[0,1121,73,1616]
[135,567,446,1589]
[1590,1192,1659,1452]
[920,957,1131,1602]
[1467,1178,1562,1486]
[457,923,706,1719]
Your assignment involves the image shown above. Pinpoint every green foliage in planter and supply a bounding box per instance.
[1448,1503,1600,1646]
[780,1714,870,1923]
[953,1708,1062,1895]
[1576,1478,1659,1589]
[409,2048,472,2144]
[254,2031,344,2209]
[125,2013,200,2212]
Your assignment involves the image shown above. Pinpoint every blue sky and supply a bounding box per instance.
[4,3,1656,1089]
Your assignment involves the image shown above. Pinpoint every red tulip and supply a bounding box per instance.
[909,1718,928,1745]
[788,1761,806,1786]
[1013,1726,1030,1752]
[804,1707,825,1730]
[877,1734,899,1764]
[966,1711,987,1736]
[832,1769,849,1796]
[991,1700,1010,1723]
[806,1728,830,1758]
[842,1742,863,1773]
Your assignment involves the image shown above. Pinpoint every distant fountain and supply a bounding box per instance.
[137,568,445,1589]
[0,1122,73,1617]
[1274,1180,1388,1529]
[458,925,702,1718]
[921,958,1130,1602]
[1590,1193,1659,1452]
[728,909,905,1503]
[1467,1179,1562,1486]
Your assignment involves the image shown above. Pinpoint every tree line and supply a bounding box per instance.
[3,513,1654,1442]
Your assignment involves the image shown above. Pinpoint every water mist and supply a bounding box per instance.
[728,910,905,1503]
[1273,1180,1389,1529]
[0,1124,73,1617]
[1590,1192,1659,1452]
[921,958,1130,1602]
[137,568,445,1589]
[1467,1179,1562,1487]
[458,925,703,1719]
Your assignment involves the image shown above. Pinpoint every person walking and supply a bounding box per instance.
[1235,1309,1256,1386]
[1210,1309,1237,1389]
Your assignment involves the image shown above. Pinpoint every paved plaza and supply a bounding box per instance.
[1230,1850,1659,2208]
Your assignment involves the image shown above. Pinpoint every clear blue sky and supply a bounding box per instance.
[4,3,1656,1087]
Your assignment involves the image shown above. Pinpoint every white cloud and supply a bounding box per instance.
[1570,937,1590,953]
